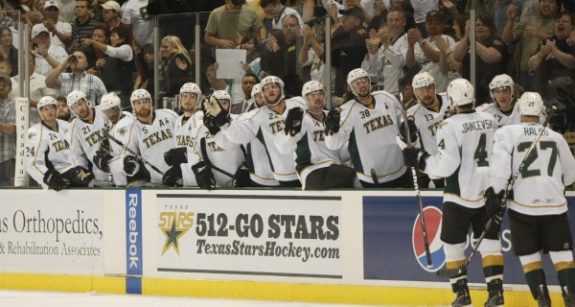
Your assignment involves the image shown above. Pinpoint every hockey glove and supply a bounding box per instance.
[162,165,183,187]
[93,145,112,172]
[191,161,215,190]
[203,95,230,128]
[233,163,251,187]
[324,108,341,135]
[123,155,140,176]
[203,116,221,135]
[485,187,506,224]
[164,147,188,166]
[399,117,418,144]
[402,147,429,171]
[61,166,94,186]
[284,107,304,136]
[43,169,69,191]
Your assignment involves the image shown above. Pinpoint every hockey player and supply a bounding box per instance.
[67,90,112,186]
[403,79,503,306]
[25,96,93,190]
[477,74,520,127]
[275,80,355,190]
[123,89,179,185]
[161,82,205,187]
[488,92,575,307]
[324,68,412,188]
[203,75,306,187]
[406,71,452,188]
[92,92,136,186]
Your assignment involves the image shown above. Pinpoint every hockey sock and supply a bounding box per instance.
[524,267,547,299]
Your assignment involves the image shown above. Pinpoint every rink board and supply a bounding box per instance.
[0,188,572,306]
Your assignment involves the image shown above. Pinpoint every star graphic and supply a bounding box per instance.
[161,221,186,255]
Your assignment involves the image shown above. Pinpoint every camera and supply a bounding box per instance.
[67,55,78,64]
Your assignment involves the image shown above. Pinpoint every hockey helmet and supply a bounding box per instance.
[518,92,544,116]
[179,82,203,101]
[346,68,370,96]
[212,90,231,101]
[100,92,122,111]
[37,96,58,120]
[302,80,325,97]
[260,75,285,104]
[447,79,475,106]
[489,74,514,101]
[412,71,435,89]
[251,83,262,99]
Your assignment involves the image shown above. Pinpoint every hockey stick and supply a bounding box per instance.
[400,105,433,269]
[105,131,165,176]
[437,105,558,277]
[200,137,235,178]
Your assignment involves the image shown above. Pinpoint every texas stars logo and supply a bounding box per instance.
[158,210,194,255]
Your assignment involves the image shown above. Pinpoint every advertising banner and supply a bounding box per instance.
[363,196,575,284]
[0,191,104,274]
[156,194,342,279]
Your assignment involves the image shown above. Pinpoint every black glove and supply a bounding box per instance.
[61,166,94,186]
[93,143,112,172]
[191,161,215,189]
[485,187,506,224]
[324,108,341,135]
[284,107,304,136]
[203,116,222,135]
[164,147,188,166]
[233,163,251,187]
[43,169,69,191]
[162,165,183,187]
[402,147,429,171]
[202,96,230,128]
[123,155,140,176]
[399,118,418,144]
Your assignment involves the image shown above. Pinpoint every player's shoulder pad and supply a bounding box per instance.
[26,124,42,140]
[158,108,179,119]
[285,96,307,109]
[476,102,495,112]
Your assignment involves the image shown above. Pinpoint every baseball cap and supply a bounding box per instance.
[341,6,365,22]
[425,10,443,23]
[43,0,59,10]
[31,24,50,38]
[101,1,121,12]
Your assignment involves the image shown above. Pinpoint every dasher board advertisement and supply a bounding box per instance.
[0,191,104,274]
[156,194,342,279]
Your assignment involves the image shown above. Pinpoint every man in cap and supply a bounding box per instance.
[31,23,68,76]
[0,74,15,186]
[101,1,132,43]
[37,0,71,49]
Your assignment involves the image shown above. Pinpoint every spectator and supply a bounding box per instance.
[240,36,263,78]
[82,26,135,110]
[159,35,193,99]
[453,13,507,104]
[121,0,153,49]
[410,0,439,36]
[0,59,10,76]
[361,7,407,95]
[31,24,68,76]
[502,0,558,91]
[298,21,327,84]
[261,14,304,81]
[37,0,72,49]
[234,73,258,114]
[10,54,58,124]
[134,44,154,95]
[0,0,16,29]
[45,49,108,106]
[56,95,71,121]
[100,1,132,44]
[69,0,99,52]
[0,26,16,77]
[332,6,368,97]
[204,0,262,49]
[528,11,575,101]
[405,10,455,92]
[81,24,109,74]
[0,74,14,186]
[260,0,304,31]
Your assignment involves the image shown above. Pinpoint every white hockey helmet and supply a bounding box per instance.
[100,92,122,111]
[212,90,231,101]
[412,71,435,89]
[302,80,325,97]
[346,68,370,94]
[250,83,262,99]
[489,74,514,100]
[66,90,90,108]
[179,82,203,100]
[260,75,285,103]
[518,92,544,116]
[130,89,152,112]
[447,78,475,106]
[37,96,58,120]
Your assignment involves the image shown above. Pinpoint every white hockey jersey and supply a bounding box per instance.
[489,123,575,216]
[174,111,203,148]
[68,108,111,182]
[25,120,74,188]
[275,110,346,189]
[220,97,306,182]
[325,91,406,184]
[424,111,497,208]
[125,109,179,184]
[407,92,451,155]
[476,100,521,127]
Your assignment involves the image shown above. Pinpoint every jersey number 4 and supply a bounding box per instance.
[517,141,558,178]
[474,133,488,167]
